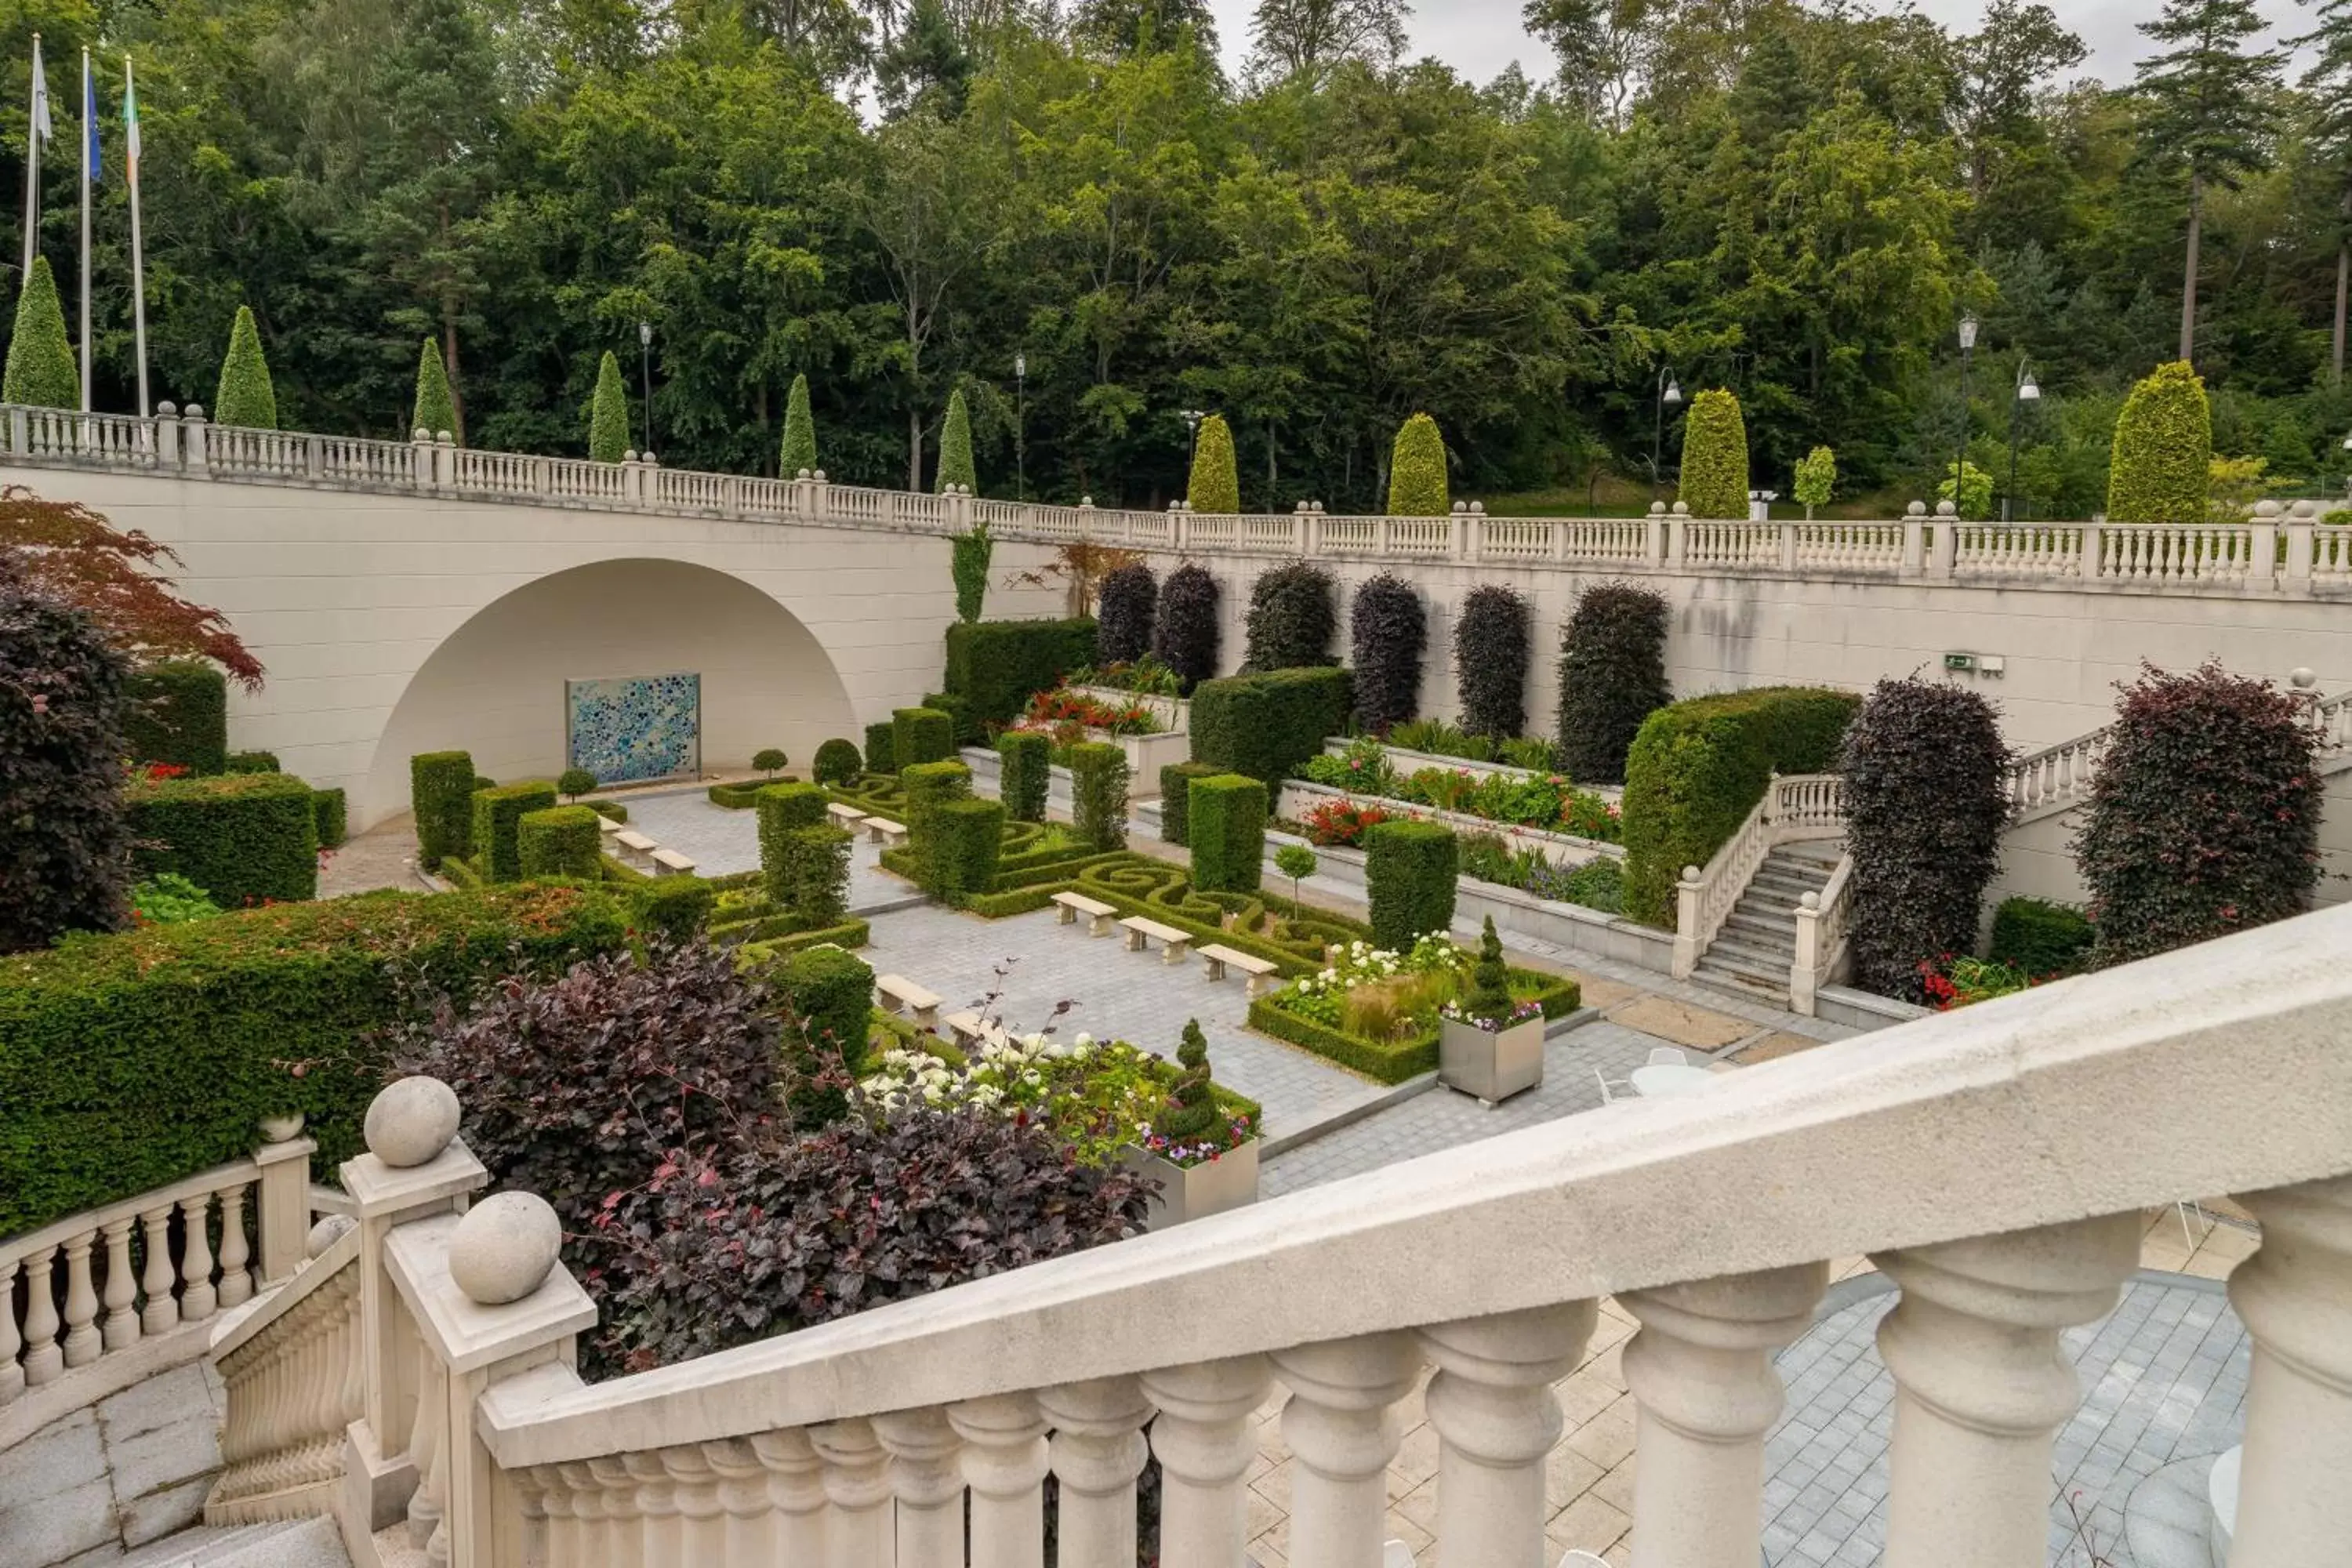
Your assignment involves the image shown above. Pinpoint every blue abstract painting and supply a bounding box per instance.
[567,673,701,784]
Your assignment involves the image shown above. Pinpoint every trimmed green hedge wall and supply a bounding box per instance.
[471,781,559,883]
[921,691,981,747]
[1189,775,1266,893]
[1069,742,1131,852]
[893,707,955,770]
[125,660,228,775]
[1159,760,1221,844]
[311,788,347,850]
[410,751,476,869]
[226,751,281,775]
[997,731,1051,822]
[1621,687,1860,927]
[631,876,714,942]
[757,782,832,907]
[0,884,628,1236]
[127,772,319,906]
[1363,820,1458,952]
[1190,666,1354,784]
[942,618,1098,729]
[775,942,873,1120]
[862,721,896,775]
[924,798,1007,902]
[1989,897,2094,978]
[779,825,853,926]
[518,805,602,879]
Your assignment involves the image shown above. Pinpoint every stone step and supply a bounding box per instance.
[1769,840,1846,868]
[1719,916,1797,953]
[1693,961,1790,1007]
[1704,937,1796,975]
[1736,889,1806,917]
[1749,867,1832,896]
[111,1518,350,1568]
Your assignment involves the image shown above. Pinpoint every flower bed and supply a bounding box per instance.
[1007,681,1192,781]
[1281,779,1622,866]
[1299,739,1621,841]
[1246,932,1581,1083]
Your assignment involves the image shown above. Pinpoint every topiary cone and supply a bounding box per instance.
[2106,361,2211,525]
[1188,413,1240,513]
[938,387,976,494]
[780,372,817,475]
[413,336,458,444]
[214,305,278,430]
[3,256,78,410]
[588,350,630,463]
[1386,412,1450,517]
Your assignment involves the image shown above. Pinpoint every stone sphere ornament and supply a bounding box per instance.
[448,1192,564,1305]
[363,1076,461,1168]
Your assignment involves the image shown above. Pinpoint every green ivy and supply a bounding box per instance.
[1678,389,1749,519]
[1188,413,1240,512]
[2106,360,2211,524]
[589,349,630,462]
[412,336,458,442]
[3,256,78,409]
[214,305,278,430]
[1386,412,1449,517]
[780,372,818,475]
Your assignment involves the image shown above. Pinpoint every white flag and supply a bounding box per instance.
[29,36,51,143]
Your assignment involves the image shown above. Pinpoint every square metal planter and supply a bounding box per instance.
[1121,1139,1261,1229]
[1439,1015,1546,1105]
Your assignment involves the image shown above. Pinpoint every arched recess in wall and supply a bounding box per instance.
[359,558,856,829]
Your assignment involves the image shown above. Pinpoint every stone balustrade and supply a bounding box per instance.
[204,1219,363,1524]
[1672,772,1846,981]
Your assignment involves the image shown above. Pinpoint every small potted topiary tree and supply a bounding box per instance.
[753,747,789,781]
[1122,1019,1259,1228]
[557,767,598,802]
[1437,917,1545,1104]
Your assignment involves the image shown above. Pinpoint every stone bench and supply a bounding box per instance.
[613,830,657,871]
[1198,943,1280,999]
[876,974,943,1030]
[597,814,622,839]
[1120,916,1193,964]
[942,1011,1014,1051]
[866,816,908,848]
[826,802,869,830]
[1053,891,1120,937]
[651,848,697,878]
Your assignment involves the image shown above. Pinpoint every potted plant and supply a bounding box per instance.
[1438,917,1545,1104]
[1122,1020,1259,1229]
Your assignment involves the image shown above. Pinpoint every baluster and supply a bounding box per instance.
[60,1231,100,1367]
[1419,1304,1595,1568]
[813,1419,893,1567]
[99,1218,140,1352]
[408,1349,448,1548]
[21,1245,62,1384]
[138,1206,177,1334]
[1271,1334,1423,1568]
[1144,1356,1273,1568]
[951,1393,1050,1568]
[178,1194,216,1321]
[625,1450,677,1563]
[1872,1214,2139,1568]
[750,1428,828,1564]
[873,1407,965,1568]
[550,1464,597,1568]
[1041,1377,1155,1567]
[586,1455,641,1568]
[697,1441,769,1563]
[216,1183,253,1308]
[0,1258,24,1402]
[2225,1174,2352,1566]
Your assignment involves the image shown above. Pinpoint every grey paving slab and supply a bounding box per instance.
[616,788,909,910]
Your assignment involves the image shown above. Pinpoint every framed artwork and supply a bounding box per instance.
[565,673,701,784]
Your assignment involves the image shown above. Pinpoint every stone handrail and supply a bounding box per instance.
[203,1221,362,1524]
[1671,772,1846,978]
[1789,852,1855,1017]
[2,402,2345,598]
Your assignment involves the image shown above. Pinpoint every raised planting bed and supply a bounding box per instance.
[1279,780,1624,866]
[1319,736,1624,801]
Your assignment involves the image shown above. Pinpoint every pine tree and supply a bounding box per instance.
[937,387,975,493]
[1188,413,1240,512]
[2107,360,2212,523]
[2133,0,2286,363]
[2295,0,2352,384]
[213,307,278,430]
[2,256,78,411]
[588,350,630,463]
[1678,390,1750,518]
[412,337,458,442]
[780,372,818,475]
[1385,412,1449,516]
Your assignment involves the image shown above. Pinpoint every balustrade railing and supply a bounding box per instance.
[203,1222,362,1524]
[2006,729,2111,824]
[2096,522,2252,586]
[1673,773,1848,982]
[1954,519,2083,578]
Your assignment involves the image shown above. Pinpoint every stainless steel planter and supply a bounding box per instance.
[1439,1014,1546,1104]
[1121,1139,1261,1229]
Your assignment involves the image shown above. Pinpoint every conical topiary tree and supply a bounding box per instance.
[1678,389,1748,518]
[3,256,78,410]
[1386,412,1449,516]
[588,350,630,463]
[2106,360,2211,524]
[780,372,817,476]
[1188,412,1240,513]
[412,336,458,442]
[938,387,975,493]
[1461,916,1516,1026]
[1160,1019,1221,1142]
[214,306,278,430]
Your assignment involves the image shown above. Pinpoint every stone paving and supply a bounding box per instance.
[619,786,913,911]
[0,1363,227,1566]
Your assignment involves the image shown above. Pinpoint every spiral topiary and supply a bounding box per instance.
[1160,1020,1220,1142]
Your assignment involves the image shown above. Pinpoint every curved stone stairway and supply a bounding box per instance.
[1692,839,1845,1009]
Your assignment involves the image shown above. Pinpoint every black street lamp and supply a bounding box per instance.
[1180,408,1205,472]
[1014,353,1027,502]
[637,320,655,457]
[2003,360,2040,523]
[1951,313,1978,514]
[1650,368,1682,500]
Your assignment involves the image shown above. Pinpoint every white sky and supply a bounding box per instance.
[1203,0,2318,91]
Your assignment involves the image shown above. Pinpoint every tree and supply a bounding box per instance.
[412,336,457,441]
[214,307,278,430]
[1348,573,1425,733]
[1189,413,1240,512]
[937,386,975,492]
[950,523,993,623]
[1794,446,1836,518]
[1678,390,1749,518]
[2133,0,2286,362]
[1955,3,2087,202]
[3,257,78,411]
[2107,361,2212,523]
[1386,412,1449,516]
[1073,0,1221,57]
[1245,0,1410,87]
[1936,459,1994,521]
[589,351,630,463]
[780,372,818,474]
[1524,0,1670,125]
[2296,0,2352,384]
[1153,564,1221,689]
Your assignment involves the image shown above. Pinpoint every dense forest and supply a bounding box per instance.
[5,0,2350,515]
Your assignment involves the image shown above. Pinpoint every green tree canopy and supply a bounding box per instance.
[1794,445,1837,516]
[413,337,457,442]
[3,257,78,411]
[780,372,818,476]
[213,306,278,430]
[1679,390,1750,519]
[589,351,630,463]
[1189,413,1240,512]
[1386,412,1448,516]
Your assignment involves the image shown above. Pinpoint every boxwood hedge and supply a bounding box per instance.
[1189,775,1266,893]
[942,617,1098,729]
[1190,666,1353,784]
[1363,819,1457,951]
[409,751,476,870]
[125,660,228,775]
[518,804,603,880]
[126,771,319,906]
[471,780,559,883]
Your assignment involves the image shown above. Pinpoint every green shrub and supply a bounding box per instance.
[1190,666,1354,783]
[1158,760,1221,844]
[900,760,975,867]
[2107,360,2211,524]
[938,387,975,492]
[997,731,1051,822]
[1189,413,1240,512]
[2,572,132,951]
[471,780,559,882]
[125,661,228,775]
[924,797,1006,902]
[589,349,630,461]
[1556,584,1671,784]
[0,884,628,1235]
[1621,688,1860,927]
[311,787,347,849]
[1188,775,1266,893]
[1096,564,1157,664]
[409,750,476,869]
[779,825,853,926]
[1386,412,1450,516]
[4,256,78,408]
[1349,574,1425,734]
[1248,972,1579,1084]
[815,739,862,786]
[586,800,627,824]
[893,707,954,769]
[225,751,280,775]
[412,336,457,441]
[127,772,318,906]
[1244,561,1336,671]
[214,305,278,430]
[780,372,818,475]
[775,943,875,1116]
[921,691,981,746]
[863,721,897,775]
[1069,742,1130,852]
[557,766,598,800]
[1152,565,1221,690]
[1794,445,1836,516]
[1988,897,2094,978]
[706,781,767,810]
[753,748,790,778]
[942,619,1098,729]
[1364,820,1457,952]
[757,782,832,905]
[517,804,602,880]
[632,876,714,943]
[950,523,993,624]
[1454,585,1530,739]
[1678,388,1748,519]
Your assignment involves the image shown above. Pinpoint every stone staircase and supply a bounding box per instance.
[1692,839,1844,1007]
[82,1519,347,1568]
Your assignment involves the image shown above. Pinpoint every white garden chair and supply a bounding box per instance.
[1593,1066,1630,1104]
[1558,1553,1610,1567]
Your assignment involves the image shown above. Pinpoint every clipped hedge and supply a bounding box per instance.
[1621,688,1860,928]
[1556,583,1671,783]
[410,751,476,870]
[780,372,817,476]
[776,825,853,926]
[1249,971,1578,1084]
[0,884,628,1236]
[215,305,278,430]
[1349,574,1425,734]
[127,772,319,906]
[2107,360,2211,525]
[996,731,1051,822]
[3,255,78,408]
[775,943,875,1118]
[1190,666,1354,784]
[814,738,862,786]
[938,387,975,493]
[1387,412,1450,517]
[924,798,1007,902]
[922,691,980,747]
[1364,820,1458,952]
[942,618,1098,730]
[517,805,602,880]
[586,800,627,824]
[1152,565,1221,691]
[1988,897,2094,978]
[413,336,457,442]
[1679,389,1748,519]
[893,707,955,769]
[311,787,347,850]
[589,350,629,462]
[631,876,713,943]
[1158,760,1221,845]
[125,660,228,775]
[1189,775,1266,893]
[226,751,280,775]
[471,781,559,883]
[1244,561,1337,671]
[863,721,897,776]
[1455,585,1530,739]
[1069,741,1131,852]
[757,783,832,906]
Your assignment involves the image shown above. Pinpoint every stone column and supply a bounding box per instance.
[412,427,435,492]
[1667,503,1690,568]
[176,1193,216,1321]
[2077,520,2103,581]
[99,1218,139,1351]
[256,1132,318,1285]
[183,405,209,473]
[813,1418,892,1568]
[950,1392,1050,1568]
[2226,1174,2352,1568]
[2285,500,2317,591]
[1777,518,1798,571]
[873,1406,965,1567]
[2249,499,2281,590]
[1421,1302,1596,1568]
[154,402,180,468]
[1646,500,1668,564]
[1871,1214,2139,1568]
[1929,500,1958,576]
[1621,1265,1827,1568]
[1040,1377,1154,1568]
[1271,1333,1424,1568]
[1143,1355,1273,1567]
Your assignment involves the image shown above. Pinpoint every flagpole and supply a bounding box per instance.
[77,47,91,412]
[124,57,147,420]
[22,33,43,283]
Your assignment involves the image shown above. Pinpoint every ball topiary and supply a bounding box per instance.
[3,256,79,410]
[779,372,818,476]
[2106,360,2211,524]
[753,748,789,779]
[413,336,458,442]
[1386,412,1449,517]
[557,767,598,800]
[1152,564,1221,690]
[1096,564,1158,665]
[937,387,975,494]
[1188,414,1240,513]
[1244,561,1336,671]
[1349,574,1425,735]
[588,350,630,462]
[1555,583,1670,784]
[214,306,278,430]
[1454,585,1530,739]
[813,738,862,786]
[1678,389,1749,519]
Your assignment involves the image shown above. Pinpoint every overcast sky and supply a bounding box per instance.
[1201,0,2318,91]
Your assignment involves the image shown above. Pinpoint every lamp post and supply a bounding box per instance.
[2003,360,2040,523]
[1951,313,1978,515]
[1180,408,1205,473]
[637,320,655,457]
[1014,353,1027,502]
[2342,434,2351,503]
[1650,368,1682,500]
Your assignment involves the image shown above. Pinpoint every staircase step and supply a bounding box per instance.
[1720,917,1797,952]
[1693,963,1790,1006]
[1770,841,1846,867]
[1704,937,1796,973]
[1737,891,1805,916]
[115,1518,350,1568]
[1749,868,1831,895]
